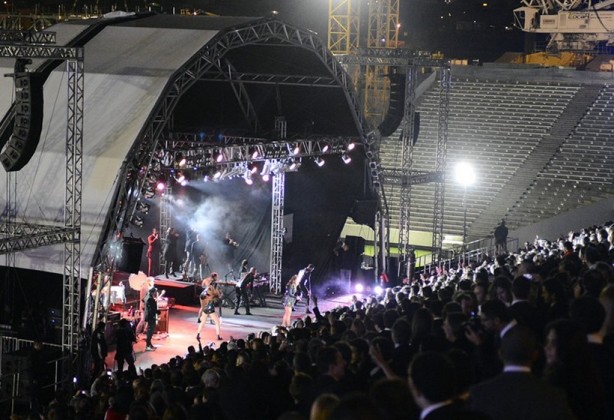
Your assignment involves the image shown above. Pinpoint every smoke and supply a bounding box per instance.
[169,179,271,275]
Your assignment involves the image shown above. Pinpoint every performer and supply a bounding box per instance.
[196,281,223,341]
[136,277,154,335]
[182,228,197,276]
[202,272,221,316]
[190,234,207,280]
[281,275,299,327]
[297,264,315,314]
[114,318,137,378]
[90,321,108,378]
[234,266,256,315]
[163,227,180,277]
[144,287,159,351]
[146,227,160,277]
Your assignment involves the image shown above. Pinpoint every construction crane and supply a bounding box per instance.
[514,0,614,50]
[328,0,400,125]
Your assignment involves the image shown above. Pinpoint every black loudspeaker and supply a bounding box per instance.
[378,72,405,137]
[0,73,44,172]
[118,237,145,273]
[344,235,365,256]
[351,200,378,227]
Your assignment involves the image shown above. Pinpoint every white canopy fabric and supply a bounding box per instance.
[0,18,225,275]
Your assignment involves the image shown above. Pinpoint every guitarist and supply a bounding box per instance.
[144,287,159,351]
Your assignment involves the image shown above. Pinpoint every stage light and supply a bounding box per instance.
[314,157,325,167]
[142,187,155,199]
[322,144,330,153]
[374,285,384,296]
[347,142,355,151]
[136,201,150,214]
[213,170,222,180]
[342,153,351,164]
[176,153,186,167]
[250,148,259,159]
[292,144,300,155]
[215,151,224,163]
[249,162,259,174]
[355,283,364,293]
[262,173,270,182]
[289,159,301,171]
[180,179,188,186]
[132,215,144,227]
[244,174,253,185]
[156,181,166,191]
[175,173,185,183]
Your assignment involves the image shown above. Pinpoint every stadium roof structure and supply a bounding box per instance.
[0,13,376,276]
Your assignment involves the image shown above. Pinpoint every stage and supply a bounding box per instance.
[104,291,356,372]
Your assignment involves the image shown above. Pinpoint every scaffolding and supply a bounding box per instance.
[0,30,84,364]
[270,171,285,294]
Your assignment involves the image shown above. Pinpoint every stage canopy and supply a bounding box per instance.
[0,13,373,277]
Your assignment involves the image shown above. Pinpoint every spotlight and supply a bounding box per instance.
[342,153,351,164]
[215,151,224,163]
[250,148,259,159]
[142,187,155,199]
[136,201,150,214]
[322,144,330,153]
[355,284,364,293]
[262,173,270,182]
[292,144,300,155]
[213,170,222,180]
[175,173,185,183]
[347,142,355,151]
[374,285,384,296]
[156,181,166,191]
[249,162,259,174]
[180,179,188,186]
[314,157,325,167]
[289,159,301,171]
[131,215,144,228]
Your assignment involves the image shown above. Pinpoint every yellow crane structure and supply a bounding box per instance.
[328,0,400,125]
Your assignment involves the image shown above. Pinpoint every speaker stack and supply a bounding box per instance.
[0,72,44,172]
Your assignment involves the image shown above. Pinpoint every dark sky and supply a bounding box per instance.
[200,0,527,62]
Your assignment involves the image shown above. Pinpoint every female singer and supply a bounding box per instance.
[282,275,299,327]
[197,282,223,341]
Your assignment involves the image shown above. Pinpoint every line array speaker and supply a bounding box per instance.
[0,72,44,172]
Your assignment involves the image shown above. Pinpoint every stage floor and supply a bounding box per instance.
[105,292,357,372]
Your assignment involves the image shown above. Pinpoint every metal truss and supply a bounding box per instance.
[382,169,444,186]
[162,133,356,164]
[63,57,84,355]
[200,71,340,88]
[0,39,84,359]
[0,30,56,44]
[397,65,417,270]
[159,185,172,273]
[0,223,77,253]
[217,59,261,133]
[96,18,387,284]
[0,45,82,59]
[270,171,285,294]
[431,65,451,258]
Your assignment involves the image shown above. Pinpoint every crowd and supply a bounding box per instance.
[18,222,614,419]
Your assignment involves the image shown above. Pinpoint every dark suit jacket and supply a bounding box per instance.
[469,371,575,420]
[424,401,490,420]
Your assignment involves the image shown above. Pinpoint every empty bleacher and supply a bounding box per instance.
[379,66,614,244]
